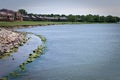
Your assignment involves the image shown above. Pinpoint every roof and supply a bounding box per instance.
[0,9,22,16]
[0,9,15,13]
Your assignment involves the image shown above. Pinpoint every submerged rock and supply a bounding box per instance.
[0,28,26,55]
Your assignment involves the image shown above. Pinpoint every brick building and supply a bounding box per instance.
[0,9,23,21]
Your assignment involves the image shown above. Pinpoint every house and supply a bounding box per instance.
[22,14,39,21]
[22,15,31,21]
[0,9,23,21]
[44,16,58,21]
[40,16,67,21]
[22,14,68,21]
[59,17,67,21]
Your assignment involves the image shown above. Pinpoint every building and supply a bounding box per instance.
[0,9,23,21]
[22,15,68,21]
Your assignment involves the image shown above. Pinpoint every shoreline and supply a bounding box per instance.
[0,21,118,58]
[0,33,47,79]
[0,21,115,29]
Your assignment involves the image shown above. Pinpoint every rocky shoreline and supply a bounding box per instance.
[0,28,26,55]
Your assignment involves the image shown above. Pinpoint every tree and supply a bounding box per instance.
[67,14,77,22]
[86,14,94,22]
[80,15,86,22]
[99,16,105,22]
[18,9,27,15]
[105,15,116,23]
[93,15,100,22]
[50,14,54,17]
[61,14,66,17]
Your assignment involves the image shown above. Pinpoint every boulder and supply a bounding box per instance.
[0,28,26,54]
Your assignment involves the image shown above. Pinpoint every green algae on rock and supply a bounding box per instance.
[19,34,47,71]
[3,33,47,79]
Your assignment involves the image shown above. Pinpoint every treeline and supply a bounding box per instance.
[18,9,120,23]
[67,14,120,23]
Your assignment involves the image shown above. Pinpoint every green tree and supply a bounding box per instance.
[115,17,120,22]
[105,15,116,23]
[80,15,86,22]
[93,15,100,22]
[50,14,54,17]
[61,14,66,17]
[86,14,94,22]
[18,9,27,15]
[99,16,105,22]
[67,14,77,22]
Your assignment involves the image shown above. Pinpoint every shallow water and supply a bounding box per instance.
[1,24,120,80]
[0,34,42,77]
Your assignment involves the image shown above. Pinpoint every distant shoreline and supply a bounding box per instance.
[0,21,117,29]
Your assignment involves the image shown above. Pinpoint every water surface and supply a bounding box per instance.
[0,34,42,77]
[3,24,120,80]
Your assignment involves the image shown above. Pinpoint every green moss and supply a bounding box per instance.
[2,33,47,79]
[18,34,47,71]
[9,72,20,77]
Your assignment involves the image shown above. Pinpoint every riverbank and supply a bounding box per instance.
[9,24,120,80]
[0,21,75,28]
[0,28,26,56]
[0,21,108,28]
[0,33,47,80]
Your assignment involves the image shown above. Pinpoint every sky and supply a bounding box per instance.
[0,0,120,16]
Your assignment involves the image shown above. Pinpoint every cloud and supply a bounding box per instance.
[0,0,120,16]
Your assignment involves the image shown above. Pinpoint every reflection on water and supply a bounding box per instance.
[1,24,120,80]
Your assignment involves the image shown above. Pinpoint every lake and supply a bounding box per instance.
[1,24,120,80]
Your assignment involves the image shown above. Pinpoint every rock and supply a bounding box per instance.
[0,28,26,55]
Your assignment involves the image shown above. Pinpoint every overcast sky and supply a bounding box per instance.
[0,0,120,16]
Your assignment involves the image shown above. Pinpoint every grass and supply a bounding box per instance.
[0,21,87,28]
[0,21,54,27]
[0,21,112,28]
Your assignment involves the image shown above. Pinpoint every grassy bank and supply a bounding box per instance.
[0,21,77,27]
[0,21,95,28]
[0,21,111,28]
